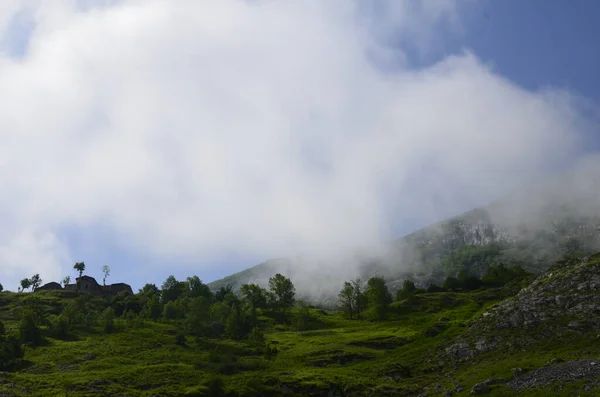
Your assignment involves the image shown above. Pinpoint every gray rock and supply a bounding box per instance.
[470,382,490,394]
[484,378,507,385]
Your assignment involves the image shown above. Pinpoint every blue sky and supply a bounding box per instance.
[0,1,598,293]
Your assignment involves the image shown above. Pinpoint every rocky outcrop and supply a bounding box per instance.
[506,359,600,392]
[445,254,600,362]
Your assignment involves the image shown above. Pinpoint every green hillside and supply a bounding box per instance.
[0,254,599,396]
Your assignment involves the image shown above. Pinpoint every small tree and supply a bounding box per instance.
[240,283,267,324]
[19,278,32,293]
[74,262,86,277]
[268,274,296,314]
[365,276,392,321]
[351,278,366,320]
[61,276,71,288]
[338,281,355,319]
[102,265,110,286]
[396,279,417,301]
[19,310,43,346]
[30,274,42,291]
[100,307,115,334]
[0,283,3,293]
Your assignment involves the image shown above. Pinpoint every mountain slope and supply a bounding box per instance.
[209,163,600,300]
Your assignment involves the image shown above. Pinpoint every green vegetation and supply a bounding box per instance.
[0,252,596,396]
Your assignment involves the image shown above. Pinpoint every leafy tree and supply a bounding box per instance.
[457,269,482,291]
[442,276,462,291]
[268,274,296,313]
[73,262,86,277]
[19,278,32,293]
[351,278,366,320]
[225,298,250,339]
[426,283,445,293]
[139,283,161,298]
[145,294,163,320]
[61,276,71,287]
[163,301,181,320]
[102,265,110,286]
[365,276,392,321]
[295,300,311,331]
[101,307,115,334]
[396,279,417,301]
[187,276,213,301]
[0,320,23,370]
[240,283,268,323]
[338,281,355,319]
[185,296,211,336]
[30,274,42,291]
[19,310,43,346]
[161,275,188,304]
[0,283,3,293]
[214,285,233,302]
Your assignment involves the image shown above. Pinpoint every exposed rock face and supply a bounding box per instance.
[506,359,600,392]
[34,282,62,292]
[445,254,600,362]
[57,275,133,298]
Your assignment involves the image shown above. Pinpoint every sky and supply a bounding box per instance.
[0,0,598,292]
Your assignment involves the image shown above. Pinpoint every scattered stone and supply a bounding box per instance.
[567,321,583,330]
[84,352,97,361]
[550,357,564,365]
[506,358,600,391]
[470,382,490,394]
[484,378,507,385]
[511,367,524,377]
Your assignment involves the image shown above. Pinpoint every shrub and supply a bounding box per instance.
[19,310,43,346]
[101,307,115,334]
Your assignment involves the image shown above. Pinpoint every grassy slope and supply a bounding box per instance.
[0,286,599,396]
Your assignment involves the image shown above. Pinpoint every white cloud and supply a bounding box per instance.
[0,0,594,290]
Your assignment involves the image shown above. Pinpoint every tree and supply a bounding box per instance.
[396,279,417,301]
[214,285,233,302]
[161,275,188,304]
[351,278,366,320]
[0,283,3,293]
[187,276,213,301]
[268,274,296,313]
[100,307,115,334]
[19,278,32,293]
[61,276,71,288]
[30,274,42,291]
[185,296,211,336]
[74,262,86,277]
[139,283,161,298]
[338,281,355,319]
[102,265,110,286]
[365,276,392,321]
[19,310,43,346]
[240,283,268,323]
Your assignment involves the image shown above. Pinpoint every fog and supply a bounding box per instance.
[0,1,597,293]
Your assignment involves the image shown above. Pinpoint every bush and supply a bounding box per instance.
[0,323,23,370]
[19,310,43,346]
[51,314,70,339]
[101,308,115,334]
[175,331,186,346]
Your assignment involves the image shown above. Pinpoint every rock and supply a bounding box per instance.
[484,378,507,385]
[470,382,490,394]
[443,390,454,396]
[434,383,443,392]
[84,353,96,361]
[550,357,564,365]
[567,320,583,330]
[511,367,524,377]
[454,383,464,392]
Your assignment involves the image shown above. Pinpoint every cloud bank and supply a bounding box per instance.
[0,0,594,290]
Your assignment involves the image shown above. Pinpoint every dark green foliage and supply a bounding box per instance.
[185,296,211,337]
[101,307,115,334]
[426,283,445,293]
[365,276,392,321]
[30,274,42,291]
[139,283,161,298]
[187,276,213,301]
[73,262,86,277]
[161,276,188,304]
[50,314,70,339]
[442,276,462,291]
[175,330,186,346]
[396,279,417,301]
[0,320,23,370]
[268,274,296,313]
[0,283,3,292]
[19,310,43,346]
[482,264,531,287]
[163,301,182,320]
[19,278,32,293]
[294,300,311,331]
[111,291,142,316]
[214,285,233,303]
[144,294,163,320]
[240,283,267,324]
[457,270,483,291]
[204,375,226,397]
[62,294,101,331]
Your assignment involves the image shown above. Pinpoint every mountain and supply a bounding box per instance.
[208,161,600,302]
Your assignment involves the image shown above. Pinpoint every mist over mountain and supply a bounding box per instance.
[208,156,600,302]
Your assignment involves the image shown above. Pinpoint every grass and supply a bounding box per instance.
[0,285,598,396]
